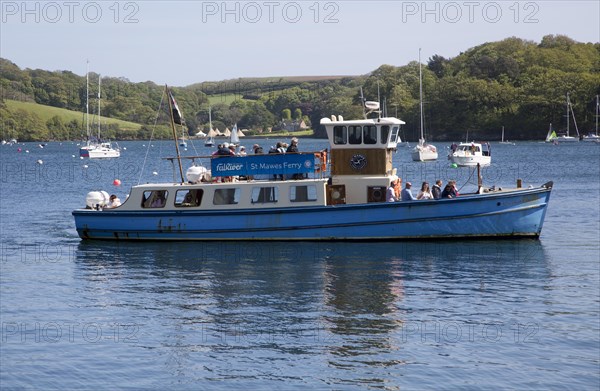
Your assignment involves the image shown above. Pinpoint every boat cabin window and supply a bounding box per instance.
[251,187,279,204]
[142,190,168,208]
[290,185,318,202]
[348,125,362,144]
[363,125,377,144]
[381,125,390,144]
[389,126,399,143]
[333,126,347,145]
[175,189,203,207]
[213,188,240,205]
[459,145,480,153]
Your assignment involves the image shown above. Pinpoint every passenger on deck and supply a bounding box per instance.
[287,138,299,153]
[393,178,402,199]
[106,194,121,208]
[253,144,264,154]
[150,191,166,207]
[215,142,233,156]
[417,182,433,200]
[441,182,458,198]
[387,181,398,202]
[238,146,247,156]
[401,182,416,201]
[432,180,442,199]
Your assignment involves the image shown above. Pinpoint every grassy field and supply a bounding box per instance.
[6,100,142,131]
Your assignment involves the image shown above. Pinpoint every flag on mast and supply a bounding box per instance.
[168,89,183,125]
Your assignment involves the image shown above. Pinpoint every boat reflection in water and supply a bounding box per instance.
[73,239,547,386]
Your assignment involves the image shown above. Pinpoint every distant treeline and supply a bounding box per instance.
[1,34,598,142]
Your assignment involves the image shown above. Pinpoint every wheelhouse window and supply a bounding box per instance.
[142,190,168,208]
[333,126,347,145]
[251,187,279,204]
[175,189,203,207]
[363,125,377,144]
[348,125,362,144]
[389,126,399,143]
[290,185,318,202]
[381,125,390,144]
[213,188,240,205]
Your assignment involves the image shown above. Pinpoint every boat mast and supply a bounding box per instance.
[165,85,185,183]
[566,92,570,137]
[596,95,600,136]
[97,74,101,141]
[86,61,89,143]
[419,48,424,141]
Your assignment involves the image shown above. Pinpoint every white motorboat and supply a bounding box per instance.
[449,142,492,167]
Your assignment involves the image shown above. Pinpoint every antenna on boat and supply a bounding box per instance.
[360,87,367,119]
[377,81,381,118]
[165,85,185,183]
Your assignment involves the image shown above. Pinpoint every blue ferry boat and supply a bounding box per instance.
[72,91,553,241]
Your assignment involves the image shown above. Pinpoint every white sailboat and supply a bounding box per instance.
[230,123,240,146]
[79,66,120,158]
[551,92,579,143]
[204,107,215,147]
[411,49,438,161]
[582,95,600,143]
[499,126,515,145]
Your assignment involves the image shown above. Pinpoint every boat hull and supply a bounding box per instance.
[411,149,438,161]
[79,146,120,158]
[73,186,552,241]
[449,155,491,167]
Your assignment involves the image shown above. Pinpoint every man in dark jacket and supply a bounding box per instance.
[432,179,442,199]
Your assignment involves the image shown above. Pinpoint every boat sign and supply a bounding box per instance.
[211,153,315,176]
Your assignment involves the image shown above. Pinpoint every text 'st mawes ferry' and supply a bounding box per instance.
[73,90,553,241]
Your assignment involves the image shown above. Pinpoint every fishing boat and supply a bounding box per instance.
[582,95,600,143]
[79,68,120,158]
[499,126,515,145]
[448,142,492,167]
[411,49,438,162]
[72,86,553,241]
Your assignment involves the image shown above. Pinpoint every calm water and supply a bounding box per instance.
[1,139,599,390]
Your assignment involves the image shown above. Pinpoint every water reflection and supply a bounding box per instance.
[73,240,548,385]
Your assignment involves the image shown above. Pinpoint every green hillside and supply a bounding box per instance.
[6,100,141,131]
[1,35,599,141]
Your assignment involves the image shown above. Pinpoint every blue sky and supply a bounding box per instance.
[1,1,598,86]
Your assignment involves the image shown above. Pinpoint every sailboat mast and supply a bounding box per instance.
[419,48,424,140]
[86,61,89,142]
[596,95,600,136]
[566,92,570,137]
[97,75,101,141]
[165,85,185,183]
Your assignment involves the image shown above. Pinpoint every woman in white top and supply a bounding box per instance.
[416,182,433,200]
